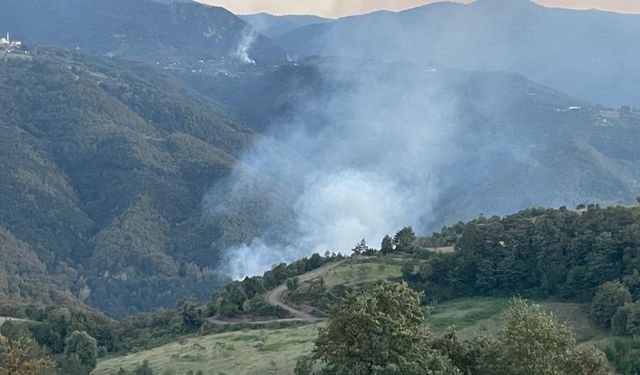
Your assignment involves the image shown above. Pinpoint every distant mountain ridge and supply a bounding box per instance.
[0,0,287,66]
[276,0,640,107]
[184,56,640,232]
[240,13,330,39]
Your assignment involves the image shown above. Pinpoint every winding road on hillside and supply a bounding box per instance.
[265,260,347,320]
[208,259,347,326]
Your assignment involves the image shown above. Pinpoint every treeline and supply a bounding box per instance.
[0,303,116,374]
[297,282,612,375]
[401,205,640,303]
[208,252,342,318]
[591,281,640,337]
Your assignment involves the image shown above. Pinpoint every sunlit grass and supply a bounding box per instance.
[95,324,322,375]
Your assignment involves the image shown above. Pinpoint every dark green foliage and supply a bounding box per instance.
[380,235,394,255]
[287,277,300,291]
[209,253,340,319]
[178,300,203,331]
[30,306,116,354]
[433,300,612,375]
[64,331,98,370]
[590,281,632,330]
[295,355,314,375]
[416,222,466,248]
[0,47,299,316]
[622,303,640,336]
[287,279,359,314]
[432,330,481,375]
[602,339,640,374]
[133,360,154,375]
[351,239,369,255]
[313,282,453,374]
[308,283,611,375]
[487,299,608,374]
[405,206,640,303]
[393,227,417,253]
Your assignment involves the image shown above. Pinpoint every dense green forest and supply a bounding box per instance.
[3,43,640,319]
[401,205,640,303]
[0,47,300,317]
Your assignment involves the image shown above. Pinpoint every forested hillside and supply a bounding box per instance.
[2,47,639,319]
[185,57,640,230]
[0,47,297,316]
[0,0,286,66]
[403,205,640,303]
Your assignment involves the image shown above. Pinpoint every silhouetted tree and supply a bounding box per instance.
[380,235,394,255]
[394,227,417,253]
[352,239,368,255]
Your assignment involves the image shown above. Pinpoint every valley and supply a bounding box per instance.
[1,0,640,373]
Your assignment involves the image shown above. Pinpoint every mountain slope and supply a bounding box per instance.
[0,48,296,316]
[276,0,640,107]
[0,0,286,66]
[185,57,640,233]
[240,13,330,39]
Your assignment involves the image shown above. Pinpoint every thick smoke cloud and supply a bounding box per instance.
[206,1,640,280]
[209,57,463,279]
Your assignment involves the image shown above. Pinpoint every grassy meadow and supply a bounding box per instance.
[319,258,404,288]
[96,257,619,374]
[95,323,322,375]
[97,297,612,375]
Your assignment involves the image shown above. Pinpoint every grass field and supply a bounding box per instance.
[97,297,610,374]
[95,323,322,375]
[427,297,511,338]
[319,258,403,288]
[96,257,614,374]
[427,297,606,341]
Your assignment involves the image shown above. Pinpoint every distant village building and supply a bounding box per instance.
[0,32,22,49]
[599,110,620,120]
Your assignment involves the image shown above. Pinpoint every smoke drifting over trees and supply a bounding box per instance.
[208,57,463,279]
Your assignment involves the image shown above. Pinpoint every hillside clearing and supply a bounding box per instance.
[97,296,609,374]
[94,324,321,375]
[318,258,403,288]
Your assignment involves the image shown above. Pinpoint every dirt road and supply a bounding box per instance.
[265,260,347,320]
[208,259,347,326]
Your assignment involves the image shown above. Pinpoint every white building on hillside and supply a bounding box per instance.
[0,32,22,47]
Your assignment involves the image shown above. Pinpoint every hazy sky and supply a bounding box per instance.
[197,0,640,18]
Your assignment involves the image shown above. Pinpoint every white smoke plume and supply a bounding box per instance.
[235,26,257,64]
[208,57,463,279]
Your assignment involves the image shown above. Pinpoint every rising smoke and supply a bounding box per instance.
[235,26,258,64]
[209,58,463,279]
[206,1,637,280]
